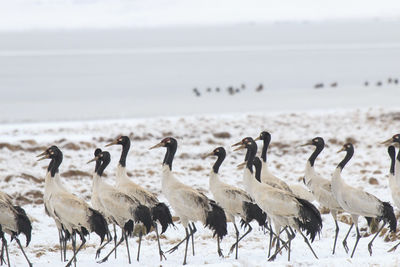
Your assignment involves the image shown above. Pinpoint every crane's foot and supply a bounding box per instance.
[343,240,349,254]
[368,243,373,256]
[159,249,167,261]
[97,255,110,264]
[228,243,237,255]
[217,248,224,258]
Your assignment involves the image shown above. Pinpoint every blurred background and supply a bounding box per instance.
[1,0,400,123]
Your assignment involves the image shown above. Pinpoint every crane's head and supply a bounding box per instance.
[88,150,110,164]
[302,137,325,147]
[232,137,253,149]
[337,143,353,153]
[37,145,61,161]
[105,135,130,147]
[94,148,102,157]
[203,147,226,159]
[149,137,177,150]
[254,131,271,142]
[382,134,400,146]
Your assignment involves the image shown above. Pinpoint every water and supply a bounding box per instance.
[1,20,400,122]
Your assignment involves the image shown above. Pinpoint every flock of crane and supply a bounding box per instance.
[1,132,400,266]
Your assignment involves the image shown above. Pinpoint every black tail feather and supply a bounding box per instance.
[151,202,174,234]
[295,198,322,242]
[205,200,227,239]
[13,205,32,246]
[134,205,153,234]
[380,202,397,232]
[242,201,268,228]
[0,224,4,239]
[88,208,108,244]
[124,220,134,237]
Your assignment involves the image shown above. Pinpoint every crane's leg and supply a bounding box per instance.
[229,222,253,258]
[1,237,10,267]
[154,223,166,261]
[0,239,5,265]
[63,230,69,263]
[123,230,131,264]
[350,224,361,258]
[229,222,240,259]
[66,234,86,267]
[388,241,400,252]
[189,223,197,256]
[268,230,295,261]
[297,228,318,259]
[284,228,294,261]
[368,222,385,256]
[167,225,194,254]
[58,229,64,262]
[342,223,354,253]
[136,229,142,262]
[71,232,77,267]
[97,234,125,263]
[332,219,339,255]
[113,224,117,259]
[183,227,190,265]
[217,236,224,257]
[268,225,274,258]
[14,237,32,267]
[95,231,113,259]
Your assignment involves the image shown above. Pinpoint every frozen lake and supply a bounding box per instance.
[1,20,400,122]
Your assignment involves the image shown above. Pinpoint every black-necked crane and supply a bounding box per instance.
[233,137,322,261]
[38,146,71,262]
[332,143,396,258]
[149,137,227,265]
[105,135,174,261]
[302,137,345,254]
[38,146,109,267]
[87,150,152,264]
[204,146,267,259]
[254,131,293,192]
[0,191,32,267]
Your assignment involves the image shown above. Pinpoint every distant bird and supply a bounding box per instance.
[330,82,338,87]
[331,143,396,258]
[193,88,201,97]
[207,88,212,93]
[227,86,234,95]
[0,191,32,267]
[87,151,152,264]
[314,83,324,89]
[150,137,227,265]
[376,81,382,86]
[241,84,246,90]
[204,146,267,259]
[302,137,345,254]
[233,137,322,261]
[364,81,369,86]
[256,84,264,92]
[105,136,174,261]
[38,146,109,267]
[235,88,240,93]
[388,78,393,84]
[215,87,220,92]
[394,78,399,84]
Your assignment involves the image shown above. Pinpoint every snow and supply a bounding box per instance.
[1,0,400,31]
[2,107,400,266]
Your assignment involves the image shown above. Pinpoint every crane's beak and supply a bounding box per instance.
[37,151,49,161]
[254,136,261,141]
[233,143,246,151]
[337,146,346,153]
[149,142,164,150]
[105,139,119,147]
[202,152,214,159]
[232,140,243,147]
[237,161,246,169]
[381,138,393,146]
[87,156,99,164]
[300,141,313,147]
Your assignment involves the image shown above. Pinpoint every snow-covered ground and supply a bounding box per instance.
[2,107,400,266]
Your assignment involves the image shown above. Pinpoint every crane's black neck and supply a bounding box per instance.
[388,146,396,175]
[337,147,354,170]
[163,141,177,170]
[246,141,257,174]
[261,137,270,163]
[50,151,63,177]
[254,157,262,182]
[95,158,102,173]
[97,154,110,177]
[119,138,130,167]
[47,158,54,174]
[308,142,324,167]
[212,151,226,174]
